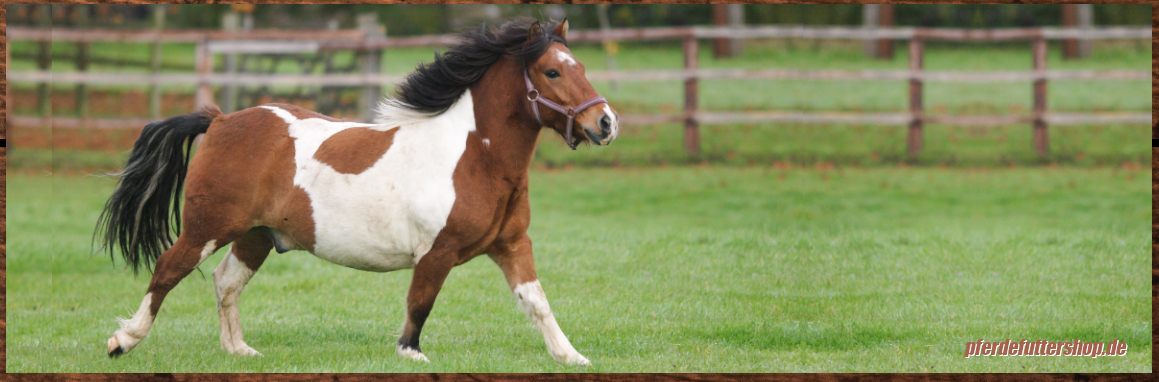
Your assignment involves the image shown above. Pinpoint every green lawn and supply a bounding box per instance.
[5,165,1150,372]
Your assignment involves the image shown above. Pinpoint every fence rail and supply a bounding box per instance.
[11,112,1148,131]
[11,68,1148,86]
[6,25,1151,156]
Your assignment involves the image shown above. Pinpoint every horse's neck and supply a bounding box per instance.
[467,58,542,176]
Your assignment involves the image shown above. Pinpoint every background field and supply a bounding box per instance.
[6,166,1150,372]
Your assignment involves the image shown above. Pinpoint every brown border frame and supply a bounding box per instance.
[1,2,1155,381]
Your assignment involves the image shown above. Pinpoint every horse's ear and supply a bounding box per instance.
[527,21,542,42]
[552,19,569,40]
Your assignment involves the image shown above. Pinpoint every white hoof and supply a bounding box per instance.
[555,352,591,366]
[226,345,263,357]
[397,345,430,362]
[107,336,124,357]
[107,330,144,357]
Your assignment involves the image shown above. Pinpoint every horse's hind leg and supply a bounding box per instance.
[213,228,273,356]
[107,231,234,356]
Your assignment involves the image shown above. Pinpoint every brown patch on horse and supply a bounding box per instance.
[189,106,317,251]
[313,127,398,175]
[265,103,345,122]
[428,55,545,270]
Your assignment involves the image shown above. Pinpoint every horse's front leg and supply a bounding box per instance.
[489,235,590,366]
[397,246,458,362]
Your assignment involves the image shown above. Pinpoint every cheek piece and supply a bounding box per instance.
[525,70,608,150]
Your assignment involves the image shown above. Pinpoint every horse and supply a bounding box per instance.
[95,19,617,366]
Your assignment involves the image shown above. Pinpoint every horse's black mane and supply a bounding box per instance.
[393,19,566,114]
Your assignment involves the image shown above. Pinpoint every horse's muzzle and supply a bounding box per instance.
[584,109,619,146]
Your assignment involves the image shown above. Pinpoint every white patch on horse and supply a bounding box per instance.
[195,239,218,267]
[513,280,591,365]
[108,293,154,354]
[259,91,475,272]
[397,345,431,362]
[213,249,261,356]
[554,50,577,66]
[482,138,490,148]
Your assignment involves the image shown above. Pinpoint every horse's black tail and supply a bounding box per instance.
[95,106,222,275]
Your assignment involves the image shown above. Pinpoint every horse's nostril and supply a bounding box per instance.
[599,115,612,133]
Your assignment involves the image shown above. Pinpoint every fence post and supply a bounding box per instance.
[683,36,700,157]
[75,5,89,123]
[149,5,166,119]
[907,37,923,157]
[5,30,11,148]
[1076,5,1093,57]
[711,5,742,58]
[195,39,215,110]
[1032,36,1048,156]
[877,5,895,60]
[1061,4,1078,59]
[358,13,384,123]
[221,12,240,113]
[596,4,618,91]
[36,5,51,120]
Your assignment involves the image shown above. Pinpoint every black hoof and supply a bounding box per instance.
[108,346,124,358]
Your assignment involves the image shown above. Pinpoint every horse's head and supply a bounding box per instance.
[524,20,620,148]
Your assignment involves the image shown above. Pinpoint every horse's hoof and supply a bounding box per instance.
[229,346,263,357]
[107,337,124,358]
[397,345,430,363]
[556,352,591,366]
[570,354,592,366]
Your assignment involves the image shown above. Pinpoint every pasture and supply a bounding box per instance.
[6,165,1150,372]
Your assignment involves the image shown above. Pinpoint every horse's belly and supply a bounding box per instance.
[305,172,454,272]
[310,246,416,273]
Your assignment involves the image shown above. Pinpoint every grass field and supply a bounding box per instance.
[9,119,1151,171]
[6,165,1150,372]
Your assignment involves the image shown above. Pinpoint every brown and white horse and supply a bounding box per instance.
[95,19,616,366]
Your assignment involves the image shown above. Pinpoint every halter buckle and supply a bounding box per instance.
[565,108,576,117]
[527,89,539,102]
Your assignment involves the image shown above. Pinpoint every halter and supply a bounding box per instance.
[525,70,607,150]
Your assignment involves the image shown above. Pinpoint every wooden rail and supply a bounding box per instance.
[11,69,1147,85]
[6,25,1150,156]
[11,112,1146,130]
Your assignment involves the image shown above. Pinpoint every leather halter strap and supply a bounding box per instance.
[525,70,607,150]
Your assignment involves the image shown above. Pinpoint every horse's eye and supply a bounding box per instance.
[545,69,561,79]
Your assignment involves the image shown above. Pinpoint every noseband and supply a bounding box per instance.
[525,70,607,150]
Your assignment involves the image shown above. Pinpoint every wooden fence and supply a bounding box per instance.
[7,25,1151,156]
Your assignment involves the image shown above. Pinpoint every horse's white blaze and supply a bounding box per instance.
[259,90,475,272]
[554,49,577,66]
[513,280,590,365]
[110,293,154,352]
[195,239,218,267]
[213,249,260,356]
[397,345,431,362]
